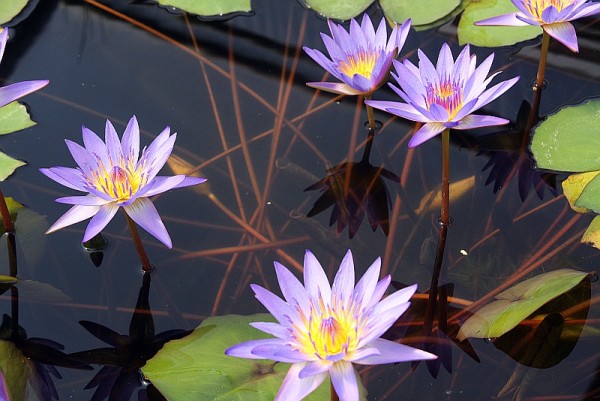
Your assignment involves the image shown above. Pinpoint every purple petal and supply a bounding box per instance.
[541,5,560,23]
[393,18,411,53]
[250,284,298,324]
[330,361,359,401]
[55,195,111,206]
[366,275,391,310]
[274,362,327,401]
[306,81,363,96]
[299,359,332,379]
[121,116,140,162]
[0,80,49,108]
[250,342,310,363]
[435,43,454,76]
[135,175,186,198]
[361,14,377,44]
[0,368,10,401]
[81,127,109,167]
[472,76,520,112]
[104,119,124,167]
[408,122,446,148]
[352,257,381,308]
[46,204,100,235]
[331,250,355,305]
[453,114,510,130]
[474,12,532,26]
[372,284,417,315]
[346,73,375,94]
[65,139,95,175]
[0,29,7,62]
[417,49,440,89]
[143,132,177,181]
[225,338,281,359]
[83,203,119,242]
[274,261,310,311]
[544,22,578,52]
[352,338,437,364]
[570,2,600,19]
[40,167,86,191]
[366,100,428,123]
[303,46,341,80]
[462,52,494,101]
[249,321,292,340]
[123,197,172,248]
[303,250,332,304]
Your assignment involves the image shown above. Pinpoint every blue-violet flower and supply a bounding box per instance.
[40,116,206,248]
[225,249,436,401]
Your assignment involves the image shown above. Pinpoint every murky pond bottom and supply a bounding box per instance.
[0,0,599,400]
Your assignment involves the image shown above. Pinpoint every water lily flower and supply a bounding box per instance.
[225,250,436,401]
[40,116,206,248]
[474,0,600,52]
[303,15,411,96]
[366,43,520,148]
[0,28,48,107]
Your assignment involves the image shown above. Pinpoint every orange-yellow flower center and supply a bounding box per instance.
[90,158,146,202]
[426,80,463,120]
[338,50,377,79]
[524,0,568,19]
[293,298,362,360]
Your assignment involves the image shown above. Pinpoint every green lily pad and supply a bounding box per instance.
[0,152,25,182]
[156,0,252,17]
[0,102,36,136]
[458,0,541,47]
[0,0,28,25]
[575,173,600,213]
[457,269,589,340]
[562,171,600,213]
[581,215,600,249]
[531,99,600,172]
[301,0,373,20]
[380,0,461,27]
[142,314,334,401]
[0,340,34,401]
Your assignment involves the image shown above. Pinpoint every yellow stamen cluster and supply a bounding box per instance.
[292,295,362,360]
[89,156,147,202]
[525,0,569,19]
[426,79,464,120]
[338,50,378,79]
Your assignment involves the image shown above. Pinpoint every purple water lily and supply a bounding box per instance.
[0,28,48,107]
[225,250,436,401]
[475,0,600,52]
[303,15,411,96]
[40,116,206,248]
[366,43,519,148]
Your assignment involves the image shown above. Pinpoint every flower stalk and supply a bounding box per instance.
[123,210,152,272]
[0,189,14,233]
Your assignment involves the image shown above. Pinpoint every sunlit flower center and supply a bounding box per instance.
[425,79,463,120]
[292,296,362,360]
[524,0,568,19]
[89,156,148,202]
[338,50,378,79]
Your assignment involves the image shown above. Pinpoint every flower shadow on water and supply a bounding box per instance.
[68,273,189,401]
[304,127,401,239]
[304,159,401,239]
[457,100,558,200]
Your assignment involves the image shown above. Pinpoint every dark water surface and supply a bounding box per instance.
[1,0,599,400]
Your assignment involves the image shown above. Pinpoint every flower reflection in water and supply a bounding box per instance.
[69,273,189,401]
[305,128,401,239]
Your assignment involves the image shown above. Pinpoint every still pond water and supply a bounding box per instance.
[1,0,599,400]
